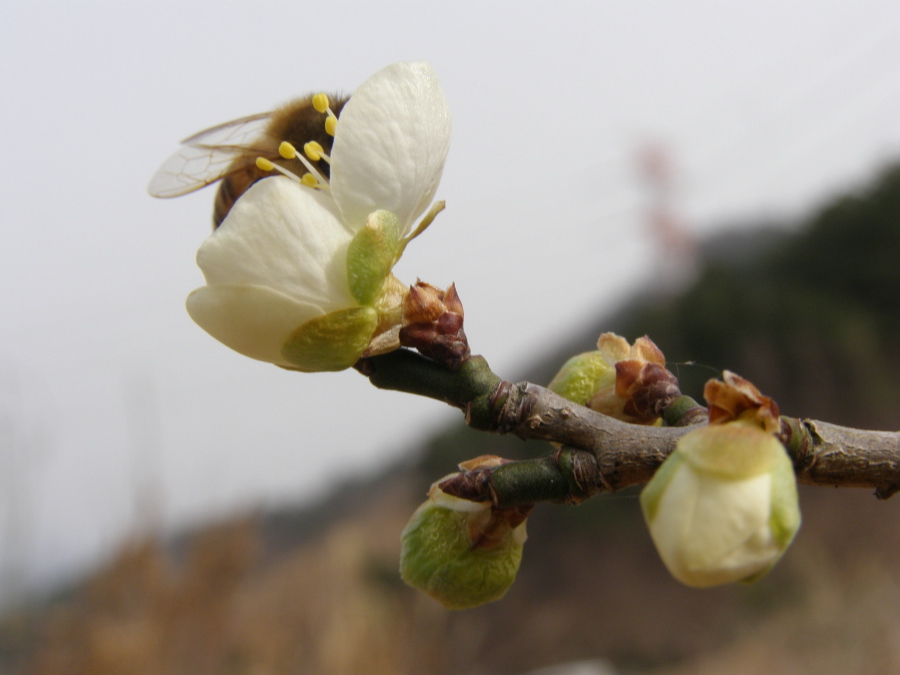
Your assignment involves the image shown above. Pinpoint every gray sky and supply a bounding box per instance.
[1,1,898,598]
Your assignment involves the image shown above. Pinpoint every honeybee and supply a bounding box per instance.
[148,95,348,228]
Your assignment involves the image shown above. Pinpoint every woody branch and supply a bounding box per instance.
[357,348,900,503]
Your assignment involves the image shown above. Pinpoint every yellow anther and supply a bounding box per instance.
[325,115,337,136]
[304,141,325,162]
[256,157,275,171]
[279,141,298,159]
[270,137,329,188]
[312,93,329,113]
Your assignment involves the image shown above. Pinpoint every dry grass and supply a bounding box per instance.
[5,483,900,675]
[19,494,448,675]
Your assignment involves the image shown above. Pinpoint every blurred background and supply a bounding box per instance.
[1,1,899,673]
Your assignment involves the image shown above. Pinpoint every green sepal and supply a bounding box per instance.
[281,306,378,372]
[400,502,523,610]
[346,210,401,306]
[547,351,615,406]
[768,449,802,550]
[640,449,683,522]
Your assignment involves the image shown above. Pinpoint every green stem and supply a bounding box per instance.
[439,447,602,508]
[357,349,501,410]
[491,447,601,507]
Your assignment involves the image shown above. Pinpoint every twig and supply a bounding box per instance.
[358,349,900,502]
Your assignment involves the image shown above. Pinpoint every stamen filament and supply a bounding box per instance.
[256,155,328,191]
[278,141,330,187]
[256,157,303,182]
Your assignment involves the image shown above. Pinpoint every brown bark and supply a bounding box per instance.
[359,349,900,502]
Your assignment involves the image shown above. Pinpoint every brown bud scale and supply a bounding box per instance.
[400,281,471,369]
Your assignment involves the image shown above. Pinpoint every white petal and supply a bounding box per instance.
[198,176,356,312]
[683,473,774,571]
[186,283,324,367]
[651,469,777,587]
[330,62,451,236]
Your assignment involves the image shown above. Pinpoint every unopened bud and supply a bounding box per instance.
[400,281,470,369]
[640,424,801,587]
[400,468,527,609]
[547,351,616,406]
[589,333,675,424]
[549,333,678,424]
[609,360,681,422]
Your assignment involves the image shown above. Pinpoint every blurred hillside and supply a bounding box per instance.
[3,165,900,674]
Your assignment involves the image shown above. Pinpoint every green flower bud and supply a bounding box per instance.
[640,424,801,588]
[400,495,526,610]
[548,333,672,425]
[547,350,616,406]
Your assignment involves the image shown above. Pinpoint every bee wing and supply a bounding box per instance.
[148,112,274,198]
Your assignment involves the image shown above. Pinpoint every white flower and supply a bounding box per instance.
[186,61,451,371]
[640,424,801,588]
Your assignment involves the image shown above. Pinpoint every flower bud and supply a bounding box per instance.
[399,281,469,369]
[548,333,677,424]
[400,473,527,610]
[588,334,675,424]
[640,424,801,588]
[547,350,616,406]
